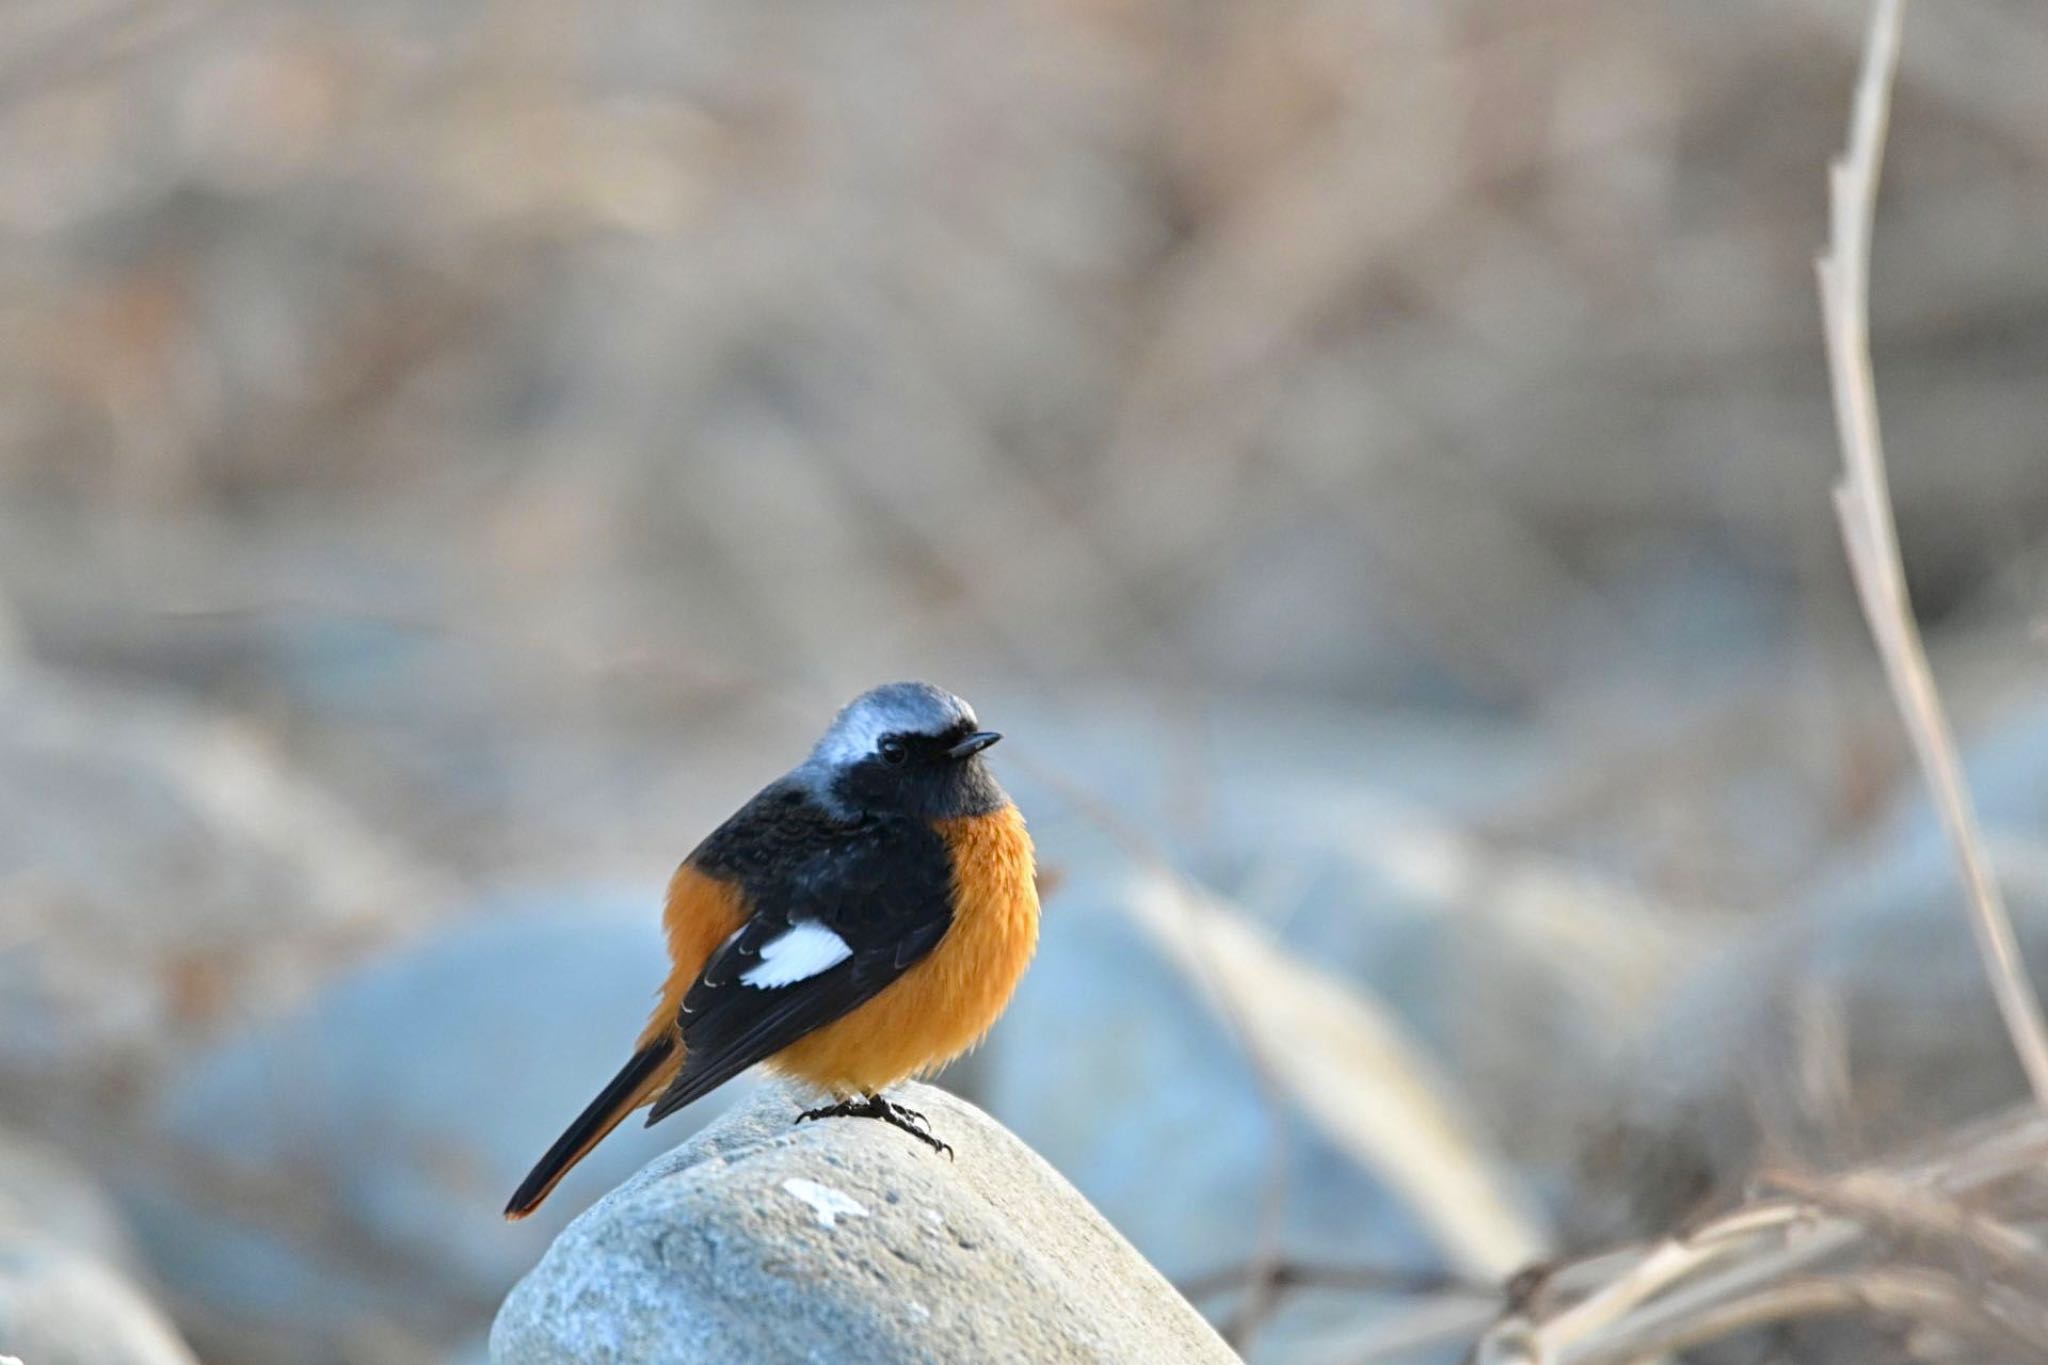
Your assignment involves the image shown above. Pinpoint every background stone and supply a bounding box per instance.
[135,896,753,1357]
[0,1130,198,1365]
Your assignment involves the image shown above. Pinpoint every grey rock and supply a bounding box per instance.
[0,588,20,679]
[490,1080,1236,1365]
[982,857,1578,1360]
[986,806,1667,1270]
[0,666,435,1119]
[0,1131,197,1365]
[1193,785,1696,1159]
[0,1241,199,1365]
[444,1336,494,1365]
[1595,835,2048,1236]
[987,870,1450,1285]
[0,1130,142,1277]
[140,894,750,1346]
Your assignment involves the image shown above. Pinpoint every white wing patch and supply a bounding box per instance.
[741,922,854,988]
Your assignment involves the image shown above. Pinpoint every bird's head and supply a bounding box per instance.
[800,681,1006,819]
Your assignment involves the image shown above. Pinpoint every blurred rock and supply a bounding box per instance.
[986,794,1688,1271]
[490,1079,1235,1365]
[138,892,747,1356]
[1595,835,2048,1237]
[0,1246,199,1365]
[0,666,437,1124]
[0,588,20,680]
[983,839,1634,1358]
[1481,677,1895,908]
[988,870,1450,1292]
[1199,784,1708,1180]
[442,1337,492,1365]
[0,1129,143,1277]
[0,1130,197,1365]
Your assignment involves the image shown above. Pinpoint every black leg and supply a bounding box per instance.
[794,1093,953,1158]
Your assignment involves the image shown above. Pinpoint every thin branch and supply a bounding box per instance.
[1178,1258,1492,1304]
[1468,13,2048,1354]
[1494,1201,1850,1363]
[1766,1168,2048,1298]
[1470,1108,2048,1362]
[1596,1269,2048,1365]
[1816,0,2048,1107]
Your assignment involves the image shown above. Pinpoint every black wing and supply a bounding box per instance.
[645,797,954,1123]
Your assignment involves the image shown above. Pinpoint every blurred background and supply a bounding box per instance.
[3,0,2048,1361]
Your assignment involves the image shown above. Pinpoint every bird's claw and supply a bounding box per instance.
[791,1094,951,1158]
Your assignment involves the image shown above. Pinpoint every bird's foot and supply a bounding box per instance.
[794,1094,952,1158]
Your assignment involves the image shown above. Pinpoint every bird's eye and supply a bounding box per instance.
[879,737,908,765]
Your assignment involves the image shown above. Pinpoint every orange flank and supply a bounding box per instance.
[641,864,751,1050]
[769,804,1039,1095]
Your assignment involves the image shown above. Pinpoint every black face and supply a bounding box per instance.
[830,718,1006,820]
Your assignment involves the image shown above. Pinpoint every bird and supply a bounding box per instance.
[504,681,1039,1220]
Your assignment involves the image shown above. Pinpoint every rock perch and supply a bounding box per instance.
[490,1080,1237,1364]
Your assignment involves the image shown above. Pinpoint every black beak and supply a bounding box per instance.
[946,730,1002,760]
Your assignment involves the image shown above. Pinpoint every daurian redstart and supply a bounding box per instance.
[505,681,1039,1218]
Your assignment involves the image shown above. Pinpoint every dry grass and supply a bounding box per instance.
[1457,2,2048,1359]
[1817,0,2048,1108]
[1464,1107,2048,1364]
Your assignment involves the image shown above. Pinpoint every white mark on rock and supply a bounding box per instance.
[908,1302,932,1321]
[782,1177,870,1229]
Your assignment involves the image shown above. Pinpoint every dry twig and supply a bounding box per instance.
[1600,1268,2048,1364]
[1465,2,2048,1359]
[1816,0,2048,1108]
[1178,1258,1491,1305]
[1468,1108,2048,1364]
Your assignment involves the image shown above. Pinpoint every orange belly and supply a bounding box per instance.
[768,803,1040,1094]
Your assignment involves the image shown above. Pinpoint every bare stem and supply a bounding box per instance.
[1471,6,2048,1359]
[1815,0,2048,1108]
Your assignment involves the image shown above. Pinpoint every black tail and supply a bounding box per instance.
[504,1035,674,1219]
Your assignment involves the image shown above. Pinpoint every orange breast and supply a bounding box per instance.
[639,863,750,1051]
[768,803,1040,1094]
